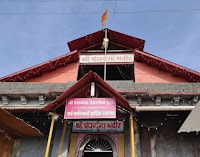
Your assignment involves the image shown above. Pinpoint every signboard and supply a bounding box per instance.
[80,54,134,64]
[72,120,124,132]
[64,98,116,119]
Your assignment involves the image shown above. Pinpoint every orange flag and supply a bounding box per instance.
[101,9,108,30]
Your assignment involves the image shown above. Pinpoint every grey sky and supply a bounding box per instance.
[0,0,200,77]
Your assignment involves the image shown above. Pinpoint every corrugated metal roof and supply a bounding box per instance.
[178,101,200,133]
[0,108,43,137]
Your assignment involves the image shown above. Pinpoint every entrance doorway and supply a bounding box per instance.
[84,138,113,157]
[78,134,117,157]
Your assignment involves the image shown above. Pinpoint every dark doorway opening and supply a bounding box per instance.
[84,152,113,157]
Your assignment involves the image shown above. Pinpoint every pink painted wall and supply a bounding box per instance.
[26,63,79,83]
[134,62,188,83]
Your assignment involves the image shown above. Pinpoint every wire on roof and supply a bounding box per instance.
[0,0,153,2]
[1,8,200,16]
[117,66,132,80]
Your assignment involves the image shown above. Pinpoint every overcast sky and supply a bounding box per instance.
[0,0,200,77]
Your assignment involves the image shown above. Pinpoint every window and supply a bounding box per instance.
[78,64,134,81]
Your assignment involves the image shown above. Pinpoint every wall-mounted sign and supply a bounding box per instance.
[72,120,124,132]
[64,98,116,119]
[80,54,134,64]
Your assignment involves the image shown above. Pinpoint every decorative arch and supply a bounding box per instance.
[77,134,117,157]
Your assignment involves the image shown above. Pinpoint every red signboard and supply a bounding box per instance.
[64,98,116,119]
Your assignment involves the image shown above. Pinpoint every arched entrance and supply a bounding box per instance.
[84,138,112,157]
[78,134,117,157]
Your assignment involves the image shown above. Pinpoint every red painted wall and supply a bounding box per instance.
[134,62,188,83]
[26,63,79,83]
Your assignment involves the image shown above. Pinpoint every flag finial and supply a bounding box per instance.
[101,9,108,30]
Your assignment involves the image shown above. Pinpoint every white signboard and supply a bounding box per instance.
[72,120,124,132]
[80,54,134,63]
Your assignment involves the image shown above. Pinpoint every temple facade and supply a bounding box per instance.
[0,29,200,157]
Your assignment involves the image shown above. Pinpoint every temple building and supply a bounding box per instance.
[0,28,200,157]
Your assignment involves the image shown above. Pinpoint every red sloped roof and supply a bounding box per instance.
[42,71,132,112]
[0,50,79,82]
[68,28,145,51]
[134,50,200,82]
[1,28,199,83]
[0,108,43,137]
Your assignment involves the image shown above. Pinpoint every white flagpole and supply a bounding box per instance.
[104,29,107,81]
